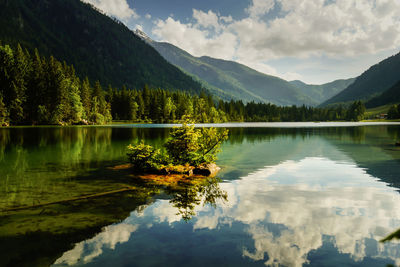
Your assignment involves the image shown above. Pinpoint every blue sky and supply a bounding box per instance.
[83,0,400,84]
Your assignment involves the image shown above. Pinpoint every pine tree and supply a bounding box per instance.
[0,45,14,118]
[80,77,92,120]
[0,94,9,126]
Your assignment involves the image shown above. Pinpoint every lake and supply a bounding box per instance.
[1,123,400,267]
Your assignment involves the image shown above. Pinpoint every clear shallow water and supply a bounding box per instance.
[2,124,400,266]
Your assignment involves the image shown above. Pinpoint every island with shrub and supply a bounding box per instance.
[127,120,229,177]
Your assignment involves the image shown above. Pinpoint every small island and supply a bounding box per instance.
[127,119,229,177]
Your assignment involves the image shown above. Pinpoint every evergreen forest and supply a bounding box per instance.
[0,43,366,126]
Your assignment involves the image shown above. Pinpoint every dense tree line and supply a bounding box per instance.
[0,43,367,126]
[109,88,366,123]
[0,44,111,126]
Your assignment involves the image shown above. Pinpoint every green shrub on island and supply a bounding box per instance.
[127,121,229,173]
[126,141,166,172]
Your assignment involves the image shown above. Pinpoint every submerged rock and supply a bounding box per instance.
[193,163,220,177]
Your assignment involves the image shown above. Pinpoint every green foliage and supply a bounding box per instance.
[0,43,111,125]
[164,120,229,165]
[196,127,229,164]
[127,122,229,171]
[168,176,227,221]
[164,122,202,165]
[346,101,366,121]
[387,105,400,119]
[0,94,8,125]
[366,80,400,108]
[127,141,165,172]
[0,44,368,126]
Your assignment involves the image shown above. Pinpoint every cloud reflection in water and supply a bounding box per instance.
[54,157,400,266]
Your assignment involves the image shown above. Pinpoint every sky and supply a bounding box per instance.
[82,0,400,84]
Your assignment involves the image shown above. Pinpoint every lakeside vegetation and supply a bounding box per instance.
[127,121,229,174]
[0,43,111,126]
[0,43,369,126]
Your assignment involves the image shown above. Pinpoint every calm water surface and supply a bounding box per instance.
[1,123,400,266]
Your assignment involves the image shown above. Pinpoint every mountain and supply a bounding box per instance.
[136,30,316,106]
[365,80,400,108]
[0,0,203,93]
[321,52,400,106]
[290,78,355,104]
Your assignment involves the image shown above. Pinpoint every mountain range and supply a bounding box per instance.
[141,33,313,106]
[1,0,399,108]
[135,30,400,108]
[138,30,359,106]
[289,78,356,105]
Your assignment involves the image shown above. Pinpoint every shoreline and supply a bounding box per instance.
[2,121,400,129]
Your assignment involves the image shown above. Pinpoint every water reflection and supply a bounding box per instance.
[0,127,170,209]
[51,156,400,267]
[166,176,228,222]
[53,176,228,266]
[2,125,400,266]
[54,223,139,266]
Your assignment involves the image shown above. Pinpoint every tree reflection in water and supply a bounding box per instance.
[166,176,228,221]
[136,173,228,222]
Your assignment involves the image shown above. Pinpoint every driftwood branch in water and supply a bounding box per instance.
[1,187,137,212]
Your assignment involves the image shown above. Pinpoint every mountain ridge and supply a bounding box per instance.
[138,31,315,106]
[321,52,400,106]
[138,30,353,106]
[290,78,356,104]
[0,0,204,94]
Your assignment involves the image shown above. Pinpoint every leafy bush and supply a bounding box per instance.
[127,122,229,172]
[127,141,165,172]
[164,122,201,165]
[165,122,228,166]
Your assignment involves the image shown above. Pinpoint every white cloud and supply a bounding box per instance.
[246,0,275,18]
[82,0,139,20]
[153,17,238,60]
[145,13,152,19]
[55,223,138,265]
[193,9,220,31]
[152,0,400,80]
[220,15,233,23]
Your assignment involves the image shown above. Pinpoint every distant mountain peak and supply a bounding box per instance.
[134,29,152,43]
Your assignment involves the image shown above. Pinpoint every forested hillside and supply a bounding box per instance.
[0,44,111,126]
[366,81,400,108]
[0,0,203,93]
[322,52,400,106]
[0,43,366,126]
